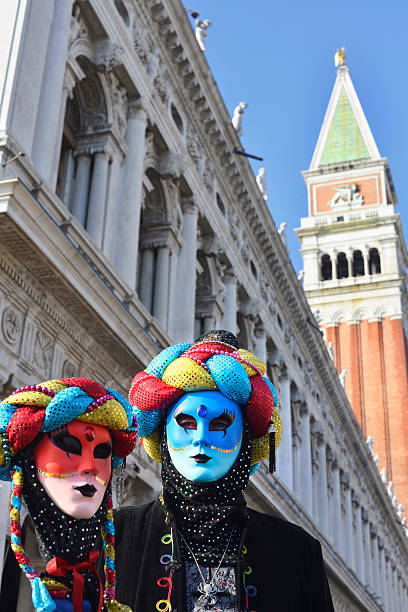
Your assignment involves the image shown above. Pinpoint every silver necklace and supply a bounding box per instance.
[179,525,236,606]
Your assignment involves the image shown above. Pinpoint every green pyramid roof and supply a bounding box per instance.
[319,86,369,165]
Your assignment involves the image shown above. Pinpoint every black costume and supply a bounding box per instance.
[112,500,335,612]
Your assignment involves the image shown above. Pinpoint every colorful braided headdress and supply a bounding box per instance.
[0,377,137,612]
[129,331,282,472]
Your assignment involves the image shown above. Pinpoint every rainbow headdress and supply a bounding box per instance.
[0,377,137,612]
[129,333,282,471]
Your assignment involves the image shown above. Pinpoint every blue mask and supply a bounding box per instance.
[166,391,243,482]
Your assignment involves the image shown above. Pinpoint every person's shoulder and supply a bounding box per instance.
[113,499,160,532]
[114,499,157,518]
[248,507,319,550]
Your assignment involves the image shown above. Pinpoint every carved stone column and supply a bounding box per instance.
[388,556,396,611]
[347,248,353,277]
[299,404,313,515]
[31,0,74,185]
[114,101,147,288]
[330,250,337,279]
[362,510,373,591]
[291,399,302,500]
[103,152,122,259]
[313,429,329,536]
[352,492,365,583]
[153,245,170,329]
[371,526,381,601]
[139,246,155,312]
[341,472,355,571]
[378,540,388,610]
[363,249,369,277]
[276,369,292,491]
[87,150,110,247]
[167,250,179,339]
[59,146,75,209]
[72,152,92,226]
[220,270,237,335]
[254,325,267,363]
[397,573,404,610]
[330,459,343,555]
[171,197,198,342]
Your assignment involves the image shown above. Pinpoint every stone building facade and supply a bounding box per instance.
[0,1,407,610]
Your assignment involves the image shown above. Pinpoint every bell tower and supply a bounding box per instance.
[296,52,408,514]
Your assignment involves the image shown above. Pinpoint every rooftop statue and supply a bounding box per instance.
[195,19,211,51]
[334,46,346,67]
[256,167,268,201]
[231,101,248,137]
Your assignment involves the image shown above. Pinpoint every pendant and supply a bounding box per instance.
[197,582,218,605]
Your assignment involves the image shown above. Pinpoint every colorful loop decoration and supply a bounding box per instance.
[242,546,258,610]
[246,585,258,597]
[156,528,174,612]
[156,600,172,612]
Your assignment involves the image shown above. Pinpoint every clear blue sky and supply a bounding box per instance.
[182,0,408,274]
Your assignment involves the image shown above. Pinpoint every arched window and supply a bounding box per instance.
[336,252,348,279]
[352,250,364,277]
[137,170,170,324]
[114,0,130,26]
[369,248,381,275]
[170,103,183,133]
[216,193,226,216]
[321,254,332,281]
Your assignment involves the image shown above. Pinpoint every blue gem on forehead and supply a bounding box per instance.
[197,405,207,418]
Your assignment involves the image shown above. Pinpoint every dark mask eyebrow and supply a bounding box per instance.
[48,425,82,457]
[215,409,235,424]
[209,409,235,437]
[175,412,197,433]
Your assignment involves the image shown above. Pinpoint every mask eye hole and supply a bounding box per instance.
[94,441,112,459]
[175,413,197,432]
[50,428,82,456]
[209,410,235,436]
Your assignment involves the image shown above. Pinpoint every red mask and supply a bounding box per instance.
[33,420,112,519]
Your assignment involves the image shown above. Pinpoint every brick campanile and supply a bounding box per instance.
[296,55,408,515]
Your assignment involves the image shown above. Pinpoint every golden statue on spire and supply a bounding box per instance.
[334,47,346,67]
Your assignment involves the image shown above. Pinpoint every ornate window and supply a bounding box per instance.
[369,248,381,275]
[336,252,348,279]
[170,103,183,133]
[114,0,130,26]
[352,250,364,277]
[321,254,332,281]
[216,193,226,216]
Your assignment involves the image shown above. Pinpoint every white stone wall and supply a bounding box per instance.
[0,1,406,609]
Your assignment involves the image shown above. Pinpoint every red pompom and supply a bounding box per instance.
[7,406,45,453]
[129,372,183,412]
[60,377,108,400]
[245,376,274,437]
[184,342,236,363]
[111,430,137,458]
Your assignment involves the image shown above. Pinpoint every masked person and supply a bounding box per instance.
[0,377,137,612]
[114,330,334,612]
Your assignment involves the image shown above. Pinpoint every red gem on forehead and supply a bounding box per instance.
[85,425,95,441]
